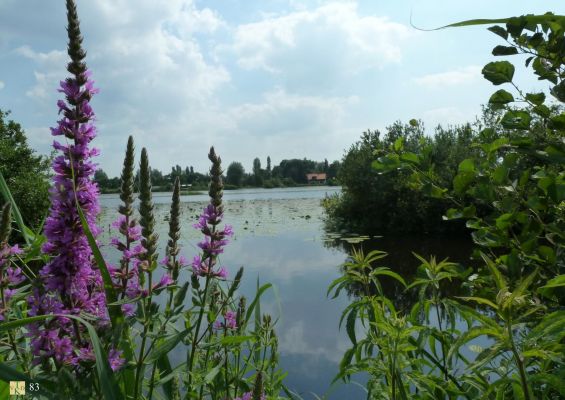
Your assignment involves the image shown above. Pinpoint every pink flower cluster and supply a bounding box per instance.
[192,204,233,279]
[27,68,109,367]
[213,310,237,331]
[0,244,24,321]
[109,215,145,316]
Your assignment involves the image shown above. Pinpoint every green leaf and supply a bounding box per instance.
[525,92,545,105]
[492,45,518,56]
[482,61,514,85]
[480,252,506,290]
[173,282,190,308]
[0,314,122,400]
[253,279,261,365]
[394,137,404,152]
[488,89,514,108]
[371,268,407,287]
[533,57,558,84]
[492,165,508,184]
[245,282,272,324]
[488,25,508,39]
[500,110,531,130]
[156,354,175,400]
[204,363,222,384]
[457,296,498,310]
[549,113,565,130]
[422,183,446,199]
[76,206,119,322]
[495,213,513,230]
[346,307,357,345]
[399,152,419,164]
[550,80,565,102]
[529,373,565,396]
[453,171,475,194]
[372,154,400,172]
[458,159,475,173]
[145,329,190,364]
[540,274,565,289]
[0,171,31,245]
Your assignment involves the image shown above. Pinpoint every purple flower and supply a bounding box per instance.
[214,310,237,330]
[108,348,125,371]
[152,274,173,291]
[27,28,110,365]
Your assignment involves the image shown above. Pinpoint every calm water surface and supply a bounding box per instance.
[98,186,473,399]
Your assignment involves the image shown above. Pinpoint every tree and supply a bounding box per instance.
[94,169,109,186]
[226,162,245,187]
[266,156,272,178]
[0,109,51,231]
[252,157,263,186]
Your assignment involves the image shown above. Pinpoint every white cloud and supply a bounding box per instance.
[0,81,4,90]
[413,66,482,88]
[16,45,65,65]
[228,2,413,76]
[16,46,67,100]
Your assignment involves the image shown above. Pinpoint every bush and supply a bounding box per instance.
[0,109,50,232]
[324,122,475,235]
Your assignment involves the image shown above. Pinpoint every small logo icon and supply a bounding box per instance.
[9,381,26,395]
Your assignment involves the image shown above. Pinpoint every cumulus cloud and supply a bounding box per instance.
[16,46,66,100]
[413,66,482,88]
[6,0,409,175]
[227,2,413,80]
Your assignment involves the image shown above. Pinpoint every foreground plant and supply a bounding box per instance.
[27,0,113,372]
[0,1,286,399]
[334,12,565,400]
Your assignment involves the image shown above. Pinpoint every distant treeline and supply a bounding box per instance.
[94,156,341,193]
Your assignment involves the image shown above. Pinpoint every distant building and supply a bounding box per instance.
[306,173,327,184]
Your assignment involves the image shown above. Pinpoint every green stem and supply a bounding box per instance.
[507,318,531,400]
[188,273,212,388]
[134,284,153,400]
[435,300,448,382]
[224,330,230,400]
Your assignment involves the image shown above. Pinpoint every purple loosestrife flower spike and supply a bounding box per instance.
[119,136,135,218]
[208,147,223,213]
[139,148,158,275]
[166,177,181,281]
[110,137,144,313]
[28,0,107,367]
[191,147,234,279]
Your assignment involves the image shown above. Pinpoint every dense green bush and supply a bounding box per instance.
[324,121,478,235]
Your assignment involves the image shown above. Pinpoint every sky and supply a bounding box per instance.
[0,0,562,176]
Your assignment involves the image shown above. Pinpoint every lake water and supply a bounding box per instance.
[98,186,473,399]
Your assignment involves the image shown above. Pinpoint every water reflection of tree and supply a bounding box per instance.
[324,233,476,313]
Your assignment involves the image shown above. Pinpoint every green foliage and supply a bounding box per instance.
[226,161,246,187]
[0,109,50,232]
[324,122,477,234]
[333,12,565,400]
